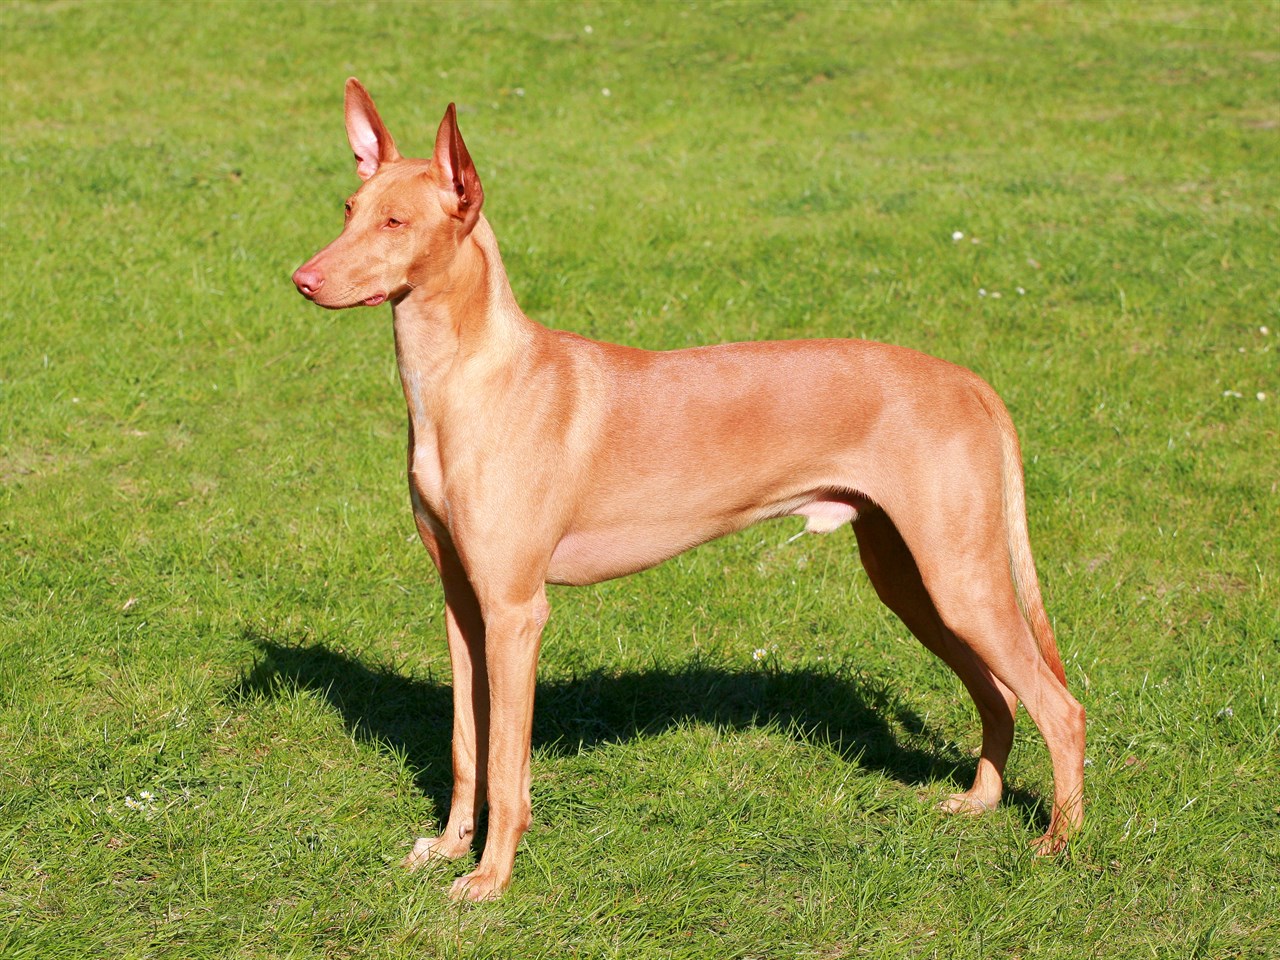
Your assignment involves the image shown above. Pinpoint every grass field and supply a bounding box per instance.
[2,1,1277,956]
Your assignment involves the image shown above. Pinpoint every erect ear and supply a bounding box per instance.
[344,78,400,181]
[432,103,484,233]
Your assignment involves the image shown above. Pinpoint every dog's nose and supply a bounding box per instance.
[293,265,325,298]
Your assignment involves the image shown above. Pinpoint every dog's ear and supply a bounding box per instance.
[432,103,484,234]
[345,78,400,181]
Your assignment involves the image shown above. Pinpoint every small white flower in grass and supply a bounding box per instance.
[1261,326,1269,335]
[1223,390,1243,398]
[514,87,525,98]
[752,648,768,661]
[1216,707,1234,718]
[1258,392,1267,402]
[601,88,611,98]
[952,230,964,241]
[584,24,593,34]
[124,791,158,813]
[978,288,987,297]
[1017,287,1026,295]
[991,291,1002,299]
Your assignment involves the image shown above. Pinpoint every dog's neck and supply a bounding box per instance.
[391,216,534,403]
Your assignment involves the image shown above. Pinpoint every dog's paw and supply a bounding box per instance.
[1030,830,1069,857]
[448,866,508,902]
[402,834,470,869]
[938,791,997,816]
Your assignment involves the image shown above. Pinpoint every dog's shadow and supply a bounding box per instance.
[231,630,1046,829]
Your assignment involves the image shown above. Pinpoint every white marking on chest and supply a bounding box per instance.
[405,370,429,428]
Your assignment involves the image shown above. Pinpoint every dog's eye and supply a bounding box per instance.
[386,217,403,229]
[344,201,353,219]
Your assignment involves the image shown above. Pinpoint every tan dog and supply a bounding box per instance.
[292,79,1085,901]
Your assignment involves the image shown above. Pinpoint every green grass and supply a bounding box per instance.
[2,1,1277,956]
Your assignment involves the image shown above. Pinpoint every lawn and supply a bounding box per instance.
[1,1,1277,957]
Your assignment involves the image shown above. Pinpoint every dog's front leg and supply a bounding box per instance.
[404,549,488,867]
[448,584,549,902]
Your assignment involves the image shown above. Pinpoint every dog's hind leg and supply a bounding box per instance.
[889,508,1085,853]
[853,508,1017,815]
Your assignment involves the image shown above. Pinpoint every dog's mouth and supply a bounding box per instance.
[362,293,387,307]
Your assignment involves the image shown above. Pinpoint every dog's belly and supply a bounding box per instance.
[545,494,869,587]
[546,523,714,586]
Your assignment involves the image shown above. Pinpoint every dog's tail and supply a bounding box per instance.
[988,391,1068,687]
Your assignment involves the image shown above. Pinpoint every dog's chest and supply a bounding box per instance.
[401,368,448,526]
[409,452,447,542]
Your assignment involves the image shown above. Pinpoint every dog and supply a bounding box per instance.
[292,79,1085,901]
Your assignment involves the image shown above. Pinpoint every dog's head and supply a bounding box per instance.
[292,79,484,309]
